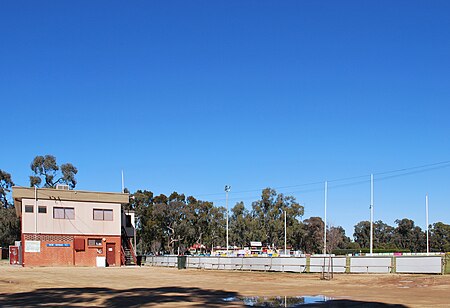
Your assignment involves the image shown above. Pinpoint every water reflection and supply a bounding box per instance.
[223,295,330,307]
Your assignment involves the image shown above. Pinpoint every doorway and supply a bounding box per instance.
[106,243,116,267]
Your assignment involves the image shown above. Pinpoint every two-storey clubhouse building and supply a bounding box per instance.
[12,186,134,267]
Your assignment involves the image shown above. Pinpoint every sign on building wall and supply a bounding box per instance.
[46,243,70,247]
[25,241,41,252]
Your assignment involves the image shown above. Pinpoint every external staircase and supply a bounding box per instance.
[121,226,137,266]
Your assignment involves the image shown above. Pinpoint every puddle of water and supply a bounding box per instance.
[223,295,331,307]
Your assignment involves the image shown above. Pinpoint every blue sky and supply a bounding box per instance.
[1,1,450,236]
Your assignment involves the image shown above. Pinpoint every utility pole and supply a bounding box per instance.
[370,173,374,255]
[426,193,429,255]
[225,185,231,255]
[323,181,327,255]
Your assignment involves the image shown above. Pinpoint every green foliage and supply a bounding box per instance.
[0,207,20,246]
[0,170,20,246]
[393,218,426,252]
[251,188,304,248]
[128,187,362,255]
[353,219,429,253]
[129,190,226,255]
[353,220,370,248]
[0,169,14,209]
[126,187,448,255]
[29,155,78,189]
[430,222,450,252]
[302,217,324,254]
[229,202,252,247]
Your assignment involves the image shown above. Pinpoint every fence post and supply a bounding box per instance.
[444,253,450,275]
[391,256,396,274]
[345,256,350,274]
[306,255,311,273]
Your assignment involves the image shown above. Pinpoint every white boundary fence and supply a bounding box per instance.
[145,254,447,274]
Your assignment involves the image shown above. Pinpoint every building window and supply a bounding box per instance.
[88,238,103,247]
[38,206,47,214]
[25,205,34,213]
[93,209,113,221]
[53,207,75,219]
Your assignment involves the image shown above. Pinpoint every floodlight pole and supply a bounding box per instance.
[284,210,287,255]
[323,181,327,255]
[370,173,374,255]
[225,185,231,255]
[426,193,429,255]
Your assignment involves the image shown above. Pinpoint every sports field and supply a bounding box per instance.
[0,262,449,307]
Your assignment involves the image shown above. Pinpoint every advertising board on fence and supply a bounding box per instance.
[146,255,445,275]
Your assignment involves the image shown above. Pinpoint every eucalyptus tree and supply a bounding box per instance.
[29,154,78,189]
[430,222,450,252]
[0,169,20,246]
[301,217,324,254]
[251,188,304,248]
[229,202,252,247]
[393,218,426,252]
[0,169,14,208]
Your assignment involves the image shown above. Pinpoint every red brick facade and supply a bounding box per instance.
[22,233,121,267]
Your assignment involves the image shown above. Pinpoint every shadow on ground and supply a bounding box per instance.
[0,286,239,307]
[0,287,408,307]
[302,300,407,307]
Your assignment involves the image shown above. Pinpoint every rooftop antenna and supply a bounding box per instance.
[121,170,125,193]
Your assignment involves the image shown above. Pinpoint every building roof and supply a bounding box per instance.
[12,186,129,217]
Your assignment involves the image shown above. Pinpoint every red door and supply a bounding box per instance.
[106,243,116,267]
[9,246,19,265]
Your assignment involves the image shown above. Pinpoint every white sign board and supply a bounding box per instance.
[25,241,41,252]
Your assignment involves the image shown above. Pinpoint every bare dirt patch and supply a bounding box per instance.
[0,264,449,307]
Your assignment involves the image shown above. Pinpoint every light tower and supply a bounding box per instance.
[225,185,231,255]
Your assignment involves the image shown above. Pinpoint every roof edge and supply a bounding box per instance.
[13,186,130,205]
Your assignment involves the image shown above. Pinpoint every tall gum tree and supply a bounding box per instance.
[29,155,78,189]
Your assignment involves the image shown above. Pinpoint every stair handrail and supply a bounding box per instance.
[121,225,137,264]
[127,237,138,264]
[120,245,126,266]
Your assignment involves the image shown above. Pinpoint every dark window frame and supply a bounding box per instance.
[25,205,34,213]
[38,206,47,214]
[87,238,103,247]
[93,209,113,221]
[53,207,75,219]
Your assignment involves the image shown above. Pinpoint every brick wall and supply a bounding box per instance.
[23,233,121,267]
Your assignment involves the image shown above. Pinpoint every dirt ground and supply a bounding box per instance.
[0,261,449,307]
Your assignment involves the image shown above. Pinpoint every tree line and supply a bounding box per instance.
[1,154,449,255]
[127,187,450,255]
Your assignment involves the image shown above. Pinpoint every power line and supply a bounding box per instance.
[12,159,450,205]
[195,159,450,198]
[374,159,450,176]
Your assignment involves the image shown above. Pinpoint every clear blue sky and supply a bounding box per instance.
[2,1,450,236]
